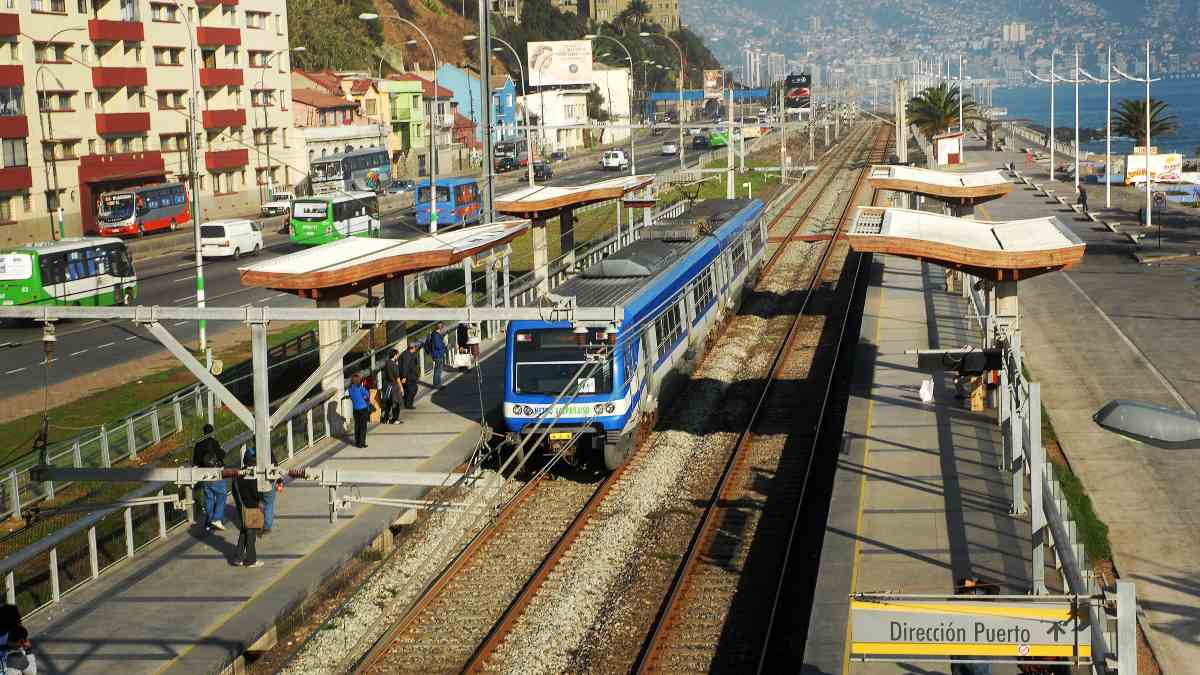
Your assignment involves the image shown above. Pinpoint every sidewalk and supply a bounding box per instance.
[804,253,1031,675]
[26,348,503,674]
[961,136,1200,675]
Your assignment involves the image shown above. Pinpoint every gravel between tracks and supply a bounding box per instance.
[281,471,520,674]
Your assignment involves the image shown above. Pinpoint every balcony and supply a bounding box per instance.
[92,67,147,89]
[0,65,21,88]
[202,108,246,129]
[0,166,33,192]
[0,116,28,139]
[95,112,150,135]
[0,13,19,38]
[205,148,248,171]
[88,19,144,43]
[199,68,242,88]
[196,26,240,47]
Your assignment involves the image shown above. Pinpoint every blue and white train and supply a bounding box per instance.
[503,198,769,469]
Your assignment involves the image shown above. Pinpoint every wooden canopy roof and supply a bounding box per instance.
[239,221,529,299]
[868,165,1013,205]
[495,175,655,220]
[846,207,1085,281]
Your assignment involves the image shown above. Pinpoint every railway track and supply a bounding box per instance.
[349,122,883,675]
[631,122,892,674]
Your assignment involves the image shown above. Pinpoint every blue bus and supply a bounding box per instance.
[415,177,482,228]
[503,198,767,469]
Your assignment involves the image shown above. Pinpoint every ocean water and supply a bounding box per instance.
[992,76,1200,157]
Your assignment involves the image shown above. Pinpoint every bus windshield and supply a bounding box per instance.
[311,161,342,181]
[416,186,452,204]
[292,201,330,222]
[513,328,613,396]
[97,194,134,223]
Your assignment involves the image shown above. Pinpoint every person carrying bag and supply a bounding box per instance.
[230,448,264,568]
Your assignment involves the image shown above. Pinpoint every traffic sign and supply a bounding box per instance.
[850,595,1091,662]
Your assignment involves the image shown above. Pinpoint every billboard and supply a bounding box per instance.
[784,72,811,110]
[1125,152,1183,184]
[528,40,593,87]
[703,69,723,99]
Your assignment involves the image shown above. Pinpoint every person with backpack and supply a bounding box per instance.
[4,626,35,675]
[192,424,227,533]
[230,449,264,568]
[424,323,447,387]
[382,349,404,424]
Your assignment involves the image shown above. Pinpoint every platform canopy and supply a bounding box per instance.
[847,207,1085,280]
[868,165,1012,205]
[495,174,655,220]
[239,220,530,298]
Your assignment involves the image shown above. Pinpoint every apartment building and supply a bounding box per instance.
[0,0,303,247]
[583,0,679,30]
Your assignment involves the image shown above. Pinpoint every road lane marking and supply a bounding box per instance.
[174,296,195,304]
[97,342,115,349]
[6,368,24,374]
[125,336,138,341]
[82,320,100,326]
[69,349,88,357]
[173,321,187,326]
[173,274,197,283]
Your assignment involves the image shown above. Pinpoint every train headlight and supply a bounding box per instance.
[594,404,605,414]
[606,403,616,413]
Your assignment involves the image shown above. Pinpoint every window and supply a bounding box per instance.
[2,139,27,168]
[365,99,377,116]
[119,0,137,21]
[0,86,21,116]
[653,301,684,361]
[0,196,10,222]
[150,3,179,22]
[251,89,274,107]
[31,0,66,13]
[156,90,186,109]
[21,194,29,212]
[79,44,89,66]
[248,50,269,67]
[87,139,96,155]
[35,42,70,63]
[77,0,86,13]
[750,218,763,253]
[275,13,283,35]
[129,88,145,109]
[154,47,183,66]
[730,238,747,276]
[37,91,74,112]
[691,268,716,315]
[45,189,62,211]
[225,45,238,65]
[246,11,268,29]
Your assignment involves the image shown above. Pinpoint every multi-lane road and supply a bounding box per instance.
[0,139,692,401]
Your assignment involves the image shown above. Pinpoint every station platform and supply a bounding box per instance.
[954,135,1200,675]
[804,253,1031,674]
[26,348,504,674]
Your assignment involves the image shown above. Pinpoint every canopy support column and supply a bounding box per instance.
[531,216,549,297]
[383,275,408,348]
[560,208,576,272]
[317,295,347,436]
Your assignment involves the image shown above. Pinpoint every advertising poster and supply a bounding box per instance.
[784,72,811,110]
[528,40,593,87]
[703,69,723,99]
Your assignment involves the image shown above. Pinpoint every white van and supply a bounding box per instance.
[600,150,630,171]
[200,219,263,259]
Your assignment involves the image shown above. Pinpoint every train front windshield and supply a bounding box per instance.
[513,329,614,396]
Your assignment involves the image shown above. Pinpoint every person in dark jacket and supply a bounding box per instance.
[230,449,264,567]
[382,349,404,424]
[424,323,447,386]
[1076,184,1088,212]
[399,342,421,409]
[192,424,227,532]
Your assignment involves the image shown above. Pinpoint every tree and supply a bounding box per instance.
[287,0,379,71]
[906,83,980,141]
[586,85,610,145]
[1112,98,1178,148]
[615,0,651,31]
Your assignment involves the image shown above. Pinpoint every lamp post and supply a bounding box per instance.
[1080,47,1118,208]
[958,54,964,133]
[176,6,211,355]
[30,25,85,241]
[586,32,636,176]
[1026,50,1059,182]
[465,34,533,187]
[640,31,685,171]
[361,12,442,233]
[257,47,305,206]
[1114,41,1159,234]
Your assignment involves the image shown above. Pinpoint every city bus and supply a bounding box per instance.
[495,138,530,166]
[95,182,190,237]
[309,147,392,195]
[289,192,380,246]
[415,178,482,229]
[0,238,137,308]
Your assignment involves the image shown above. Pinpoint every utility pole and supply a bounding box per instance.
[726,84,735,199]
[778,85,786,184]
[476,0,495,222]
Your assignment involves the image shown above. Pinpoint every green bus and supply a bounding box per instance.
[289,191,380,246]
[0,238,138,308]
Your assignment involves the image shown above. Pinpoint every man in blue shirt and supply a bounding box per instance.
[425,322,448,387]
[346,373,371,448]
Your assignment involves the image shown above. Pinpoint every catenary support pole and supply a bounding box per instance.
[250,321,271,491]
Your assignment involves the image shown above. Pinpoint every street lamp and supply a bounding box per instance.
[1079,47,1118,209]
[361,12,442,233]
[465,34,534,188]
[1026,50,1058,182]
[640,31,686,171]
[1094,400,1200,450]
[1114,41,1160,234]
[257,47,305,206]
[30,25,85,241]
[585,32,637,176]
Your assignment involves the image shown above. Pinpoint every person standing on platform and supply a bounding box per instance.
[383,349,404,424]
[192,424,227,533]
[230,449,264,567]
[1077,184,1088,213]
[346,373,371,448]
[245,445,281,535]
[399,342,421,410]
[424,323,447,386]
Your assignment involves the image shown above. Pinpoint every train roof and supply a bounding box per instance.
[552,198,762,312]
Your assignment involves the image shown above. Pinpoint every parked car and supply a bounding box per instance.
[600,149,630,171]
[550,150,568,162]
[661,141,679,156]
[260,190,294,217]
[495,156,518,173]
[533,161,554,182]
[385,179,415,195]
[200,219,263,259]
[692,135,710,149]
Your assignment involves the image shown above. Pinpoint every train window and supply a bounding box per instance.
[750,219,764,253]
[691,268,716,314]
[653,301,684,361]
[731,239,747,276]
[621,340,635,386]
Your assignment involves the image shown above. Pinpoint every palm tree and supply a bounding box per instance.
[616,0,651,30]
[1112,98,1178,148]
[905,83,980,142]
